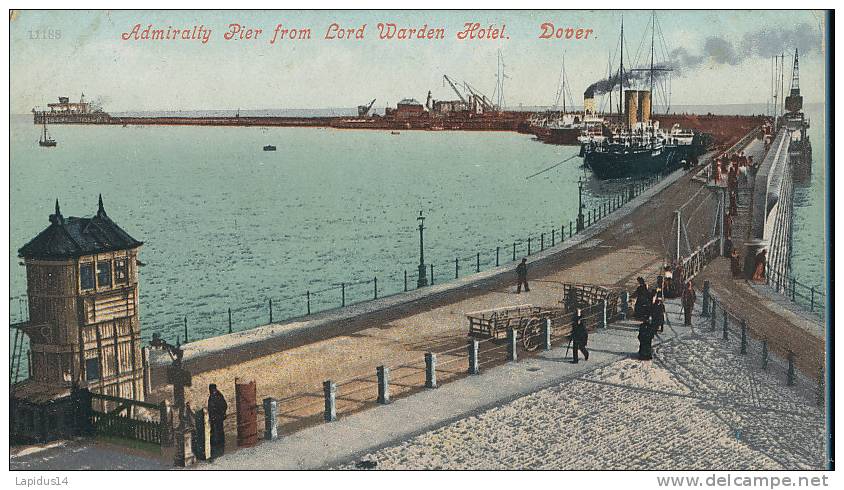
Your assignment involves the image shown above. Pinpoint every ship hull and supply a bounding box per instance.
[583,145,680,179]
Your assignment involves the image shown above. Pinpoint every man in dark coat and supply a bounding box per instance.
[651,297,666,334]
[637,319,655,360]
[681,280,697,326]
[570,309,589,363]
[207,383,227,459]
[633,277,650,320]
[515,258,530,293]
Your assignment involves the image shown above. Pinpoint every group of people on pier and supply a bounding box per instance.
[632,270,697,361]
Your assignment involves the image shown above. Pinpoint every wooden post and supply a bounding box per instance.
[377,366,390,404]
[263,398,278,440]
[468,339,479,375]
[425,352,437,388]
[323,380,336,422]
[507,327,517,362]
[542,318,552,351]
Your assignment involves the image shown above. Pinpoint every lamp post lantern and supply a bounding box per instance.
[417,211,428,287]
[576,177,585,232]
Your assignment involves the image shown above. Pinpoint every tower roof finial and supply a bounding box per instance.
[97,194,106,217]
[49,198,64,225]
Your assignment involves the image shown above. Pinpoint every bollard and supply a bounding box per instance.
[722,312,728,340]
[404,270,408,292]
[740,320,747,355]
[235,378,258,448]
[468,339,479,374]
[425,352,437,388]
[541,233,545,251]
[455,258,459,279]
[620,291,629,320]
[513,242,516,262]
[600,299,608,328]
[496,246,500,267]
[307,290,311,315]
[323,380,337,422]
[702,280,710,317]
[761,339,768,369]
[430,264,434,285]
[228,308,232,334]
[476,252,480,273]
[341,283,346,307]
[542,318,552,351]
[184,317,188,343]
[269,299,273,324]
[507,327,517,362]
[710,302,717,331]
[263,398,278,441]
[786,352,795,386]
[377,366,390,404]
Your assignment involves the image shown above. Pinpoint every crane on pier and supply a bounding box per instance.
[442,75,468,104]
[463,82,494,113]
[358,99,377,117]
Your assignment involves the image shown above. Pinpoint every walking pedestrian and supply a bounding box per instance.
[570,309,589,364]
[633,277,650,320]
[207,383,228,460]
[681,280,697,326]
[637,318,655,360]
[515,258,530,293]
[651,297,666,334]
[751,249,768,282]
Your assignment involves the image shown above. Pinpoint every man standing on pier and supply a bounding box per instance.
[208,384,228,460]
[681,281,697,326]
[515,258,530,293]
[571,309,589,363]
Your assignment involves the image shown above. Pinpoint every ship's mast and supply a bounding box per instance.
[618,16,624,121]
[649,12,655,117]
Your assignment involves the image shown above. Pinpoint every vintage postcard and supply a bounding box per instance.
[5,6,833,481]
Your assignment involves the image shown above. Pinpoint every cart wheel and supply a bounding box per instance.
[522,317,542,352]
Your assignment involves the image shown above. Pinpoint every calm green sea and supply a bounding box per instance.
[8,105,827,378]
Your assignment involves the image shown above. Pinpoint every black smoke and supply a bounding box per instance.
[584,23,822,97]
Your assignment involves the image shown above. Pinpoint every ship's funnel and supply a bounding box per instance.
[584,96,595,115]
[638,90,652,123]
[625,90,639,128]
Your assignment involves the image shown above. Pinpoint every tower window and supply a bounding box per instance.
[96,261,112,288]
[114,259,128,284]
[80,264,95,291]
[85,357,100,381]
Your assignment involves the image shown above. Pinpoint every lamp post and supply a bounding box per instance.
[576,177,585,232]
[417,211,428,287]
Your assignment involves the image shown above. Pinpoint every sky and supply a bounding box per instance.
[9,9,829,113]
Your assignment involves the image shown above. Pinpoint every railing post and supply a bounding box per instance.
[710,302,717,331]
[513,242,516,262]
[722,312,728,341]
[376,366,390,404]
[269,299,273,324]
[228,308,232,334]
[263,398,278,441]
[791,277,796,301]
[404,270,408,292]
[374,277,378,299]
[810,286,815,311]
[323,380,336,422]
[702,280,710,317]
[542,318,552,351]
[527,237,531,256]
[476,252,480,273]
[430,264,434,285]
[184,316,188,343]
[600,299,607,328]
[425,352,437,389]
[740,319,747,355]
[787,352,795,386]
[306,290,311,315]
[341,283,345,307]
[761,339,769,369]
[455,258,459,279]
[541,233,545,251]
[468,339,479,375]
[507,327,517,362]
[552,229,556,246]
[496,246,500,267]
[569,221,573,237]
[620,291,629,320]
